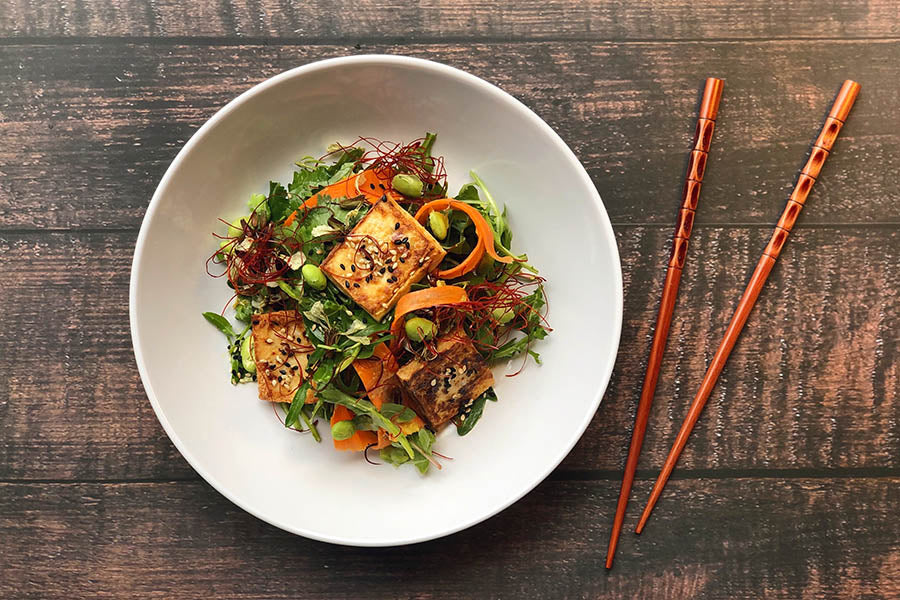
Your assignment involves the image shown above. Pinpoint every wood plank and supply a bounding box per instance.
[1,478,898,599]
[0,41,898,230]
[2,227,897,480]
[3,0,900,40]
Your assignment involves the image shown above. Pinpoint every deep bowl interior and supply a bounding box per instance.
[131,55,622,546]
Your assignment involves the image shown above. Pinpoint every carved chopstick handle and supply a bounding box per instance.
[670,78,724,270]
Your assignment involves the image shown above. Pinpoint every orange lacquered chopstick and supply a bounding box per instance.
[635,80,860,534]
[605,78,724,569]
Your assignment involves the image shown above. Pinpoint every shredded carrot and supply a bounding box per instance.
[283,168,397,225]
[389,285,469,351]
[350,343,423,449]
[352,343,397,411]
[414,199,513,278]
[330,404,377,452]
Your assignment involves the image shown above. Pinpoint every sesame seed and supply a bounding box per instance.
[340,263,346,270]
[351,264,356,272]
[430,379,437,386]
[380,194,387,202]
[369,183,375,190]
[345,281,350,289]
[379,184,386,190]
[393,239,404,245]
[399,257,405,263]
[353,283,360,288]
[419,257,426,265]
[266,338,273,344]
[379,267,386,274]
[280,369,286,375]
[296,337,302,342]
[394,222,400,229]
[252,320,260,325]
[388,266,394,273]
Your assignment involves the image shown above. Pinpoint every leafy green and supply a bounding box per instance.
[458,173,538,274]
[284,381,312,429]
[202,312,236,339]
[379,446,410,467]
[277,280,304,302]
[379,403,417,423]
[409,428,436,473]
[267,181,291,222]
[456,388,496,436]
[486,287,549,364]
[316,387,414,459]
[233,298,253,322]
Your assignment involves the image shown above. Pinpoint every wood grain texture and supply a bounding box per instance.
[1,42,898,230]
[1,478,898,599]
[2,227,896,480]
[3,0,900,40]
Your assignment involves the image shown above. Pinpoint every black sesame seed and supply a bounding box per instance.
[401,236,408,243]
[380,194,387,202]
[280,369,287,375]
[379,267,386,274]
[340,263,346,270]
[344,281,350,289]
[272,321,279,326]
[404,241,410,249]
[388,266,394,273]
[393,239,404,245]
[369,183,375,190]
[252,320,260,325]
[296,337,303,342]
[399,257,405,263]
[365,275,372,282]
[353,283,360,288]
[379,184,386,190]
[351,264,356,272]
[394,222,400,230]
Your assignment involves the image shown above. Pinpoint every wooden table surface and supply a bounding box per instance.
[2,2,899,598]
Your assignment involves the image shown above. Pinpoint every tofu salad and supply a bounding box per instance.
[203,134,549,473]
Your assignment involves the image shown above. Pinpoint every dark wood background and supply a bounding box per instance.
[2,1,899,598]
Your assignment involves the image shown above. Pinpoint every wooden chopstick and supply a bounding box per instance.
[635,80,861,534]
[605,78,724,569]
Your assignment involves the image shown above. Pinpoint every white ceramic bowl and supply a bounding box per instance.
[130,55,622,546]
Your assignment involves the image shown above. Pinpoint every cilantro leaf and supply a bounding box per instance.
[267,181,290,222]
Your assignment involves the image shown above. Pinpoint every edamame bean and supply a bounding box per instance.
[428,211,449,240]
[405,316,437,342]
[392,173,424,197]
[331,420,356,441]
[491,306,516,325]
[301,264,327,290]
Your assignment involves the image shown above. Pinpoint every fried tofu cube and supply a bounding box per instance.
[320,197,446,320]
[251,310,313,403]
[396,336,494,429]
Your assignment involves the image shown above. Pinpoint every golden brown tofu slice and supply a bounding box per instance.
[320,197,446,320]
[251,310,313,403]
[396,336,494,429]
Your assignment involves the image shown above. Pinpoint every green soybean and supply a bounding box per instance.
[428,211,449,240]
[331,420,356,441]
[240,334,256,373]
[405,317,437,342]
[491,306,516,325]
[301,264,327,290]
[392,173,424,198]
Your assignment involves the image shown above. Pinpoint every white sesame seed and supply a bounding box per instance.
[266,338,273,344]
[430,379,437,386]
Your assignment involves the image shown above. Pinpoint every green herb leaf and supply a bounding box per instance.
[284,380,312,429]
[277,280,304,302]
[202,312,236,339]
[456,388,496,436]
[267,181,290,222]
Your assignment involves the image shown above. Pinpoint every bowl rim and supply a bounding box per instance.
[129,54,623,546]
